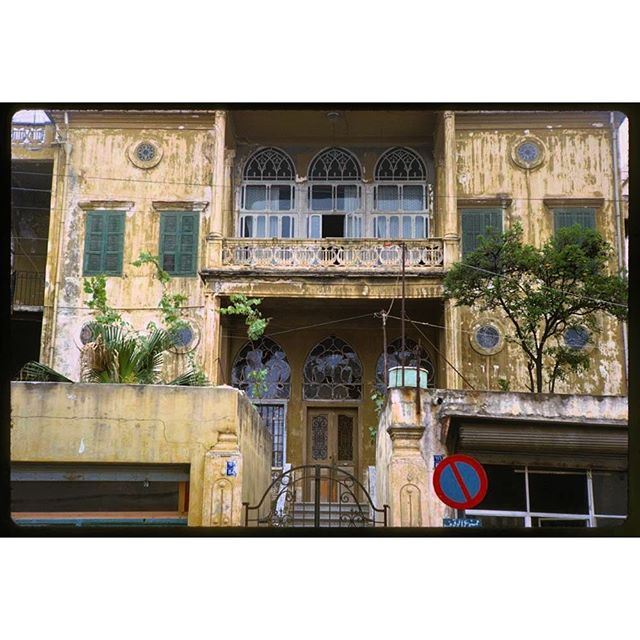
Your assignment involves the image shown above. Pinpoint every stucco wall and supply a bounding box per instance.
[10,381,272,526]
[454,121,626,396]
[41,117,218,381]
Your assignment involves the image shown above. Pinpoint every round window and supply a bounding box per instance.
[476,325,500,350]
[516,141,540,164]
[80,323,95,345]
[512,137,545,169]
[171,324,194,349]
[470,321,504,355]
[564,326,590,350]
[135,142,157,163]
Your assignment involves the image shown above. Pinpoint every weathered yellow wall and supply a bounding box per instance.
[10,381,272,526]
[455,121,626,395]
[42,117,218,381]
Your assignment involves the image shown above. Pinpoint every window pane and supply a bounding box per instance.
[377,185,399,212]
[256,216,266,238]
[402,185,424,211]
[271,185,292,211]
[595,517,625,527]
[375,217,387,238]
[389,216,400,239]
[308,215,321,239]
[402,216,413,238]
[244,185,268,211]
[533,518,589,528]
[415,216,425,238]
[336,185,359,212]
[528,472,589,514]
[281,216,292,238]
[592,472,627,515]
[242,216,253,237]
[269,216,279,237]
[311,185,333,211]
[473,466,527,511]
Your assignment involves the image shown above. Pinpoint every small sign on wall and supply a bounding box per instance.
[434,455,444,467]
[226,461,238,477]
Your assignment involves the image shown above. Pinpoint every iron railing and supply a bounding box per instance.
[220,238,444,272]
[11,271,45,307]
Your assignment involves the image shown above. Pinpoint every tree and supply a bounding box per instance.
[443,223,628,393]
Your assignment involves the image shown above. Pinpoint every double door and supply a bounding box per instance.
[306,408,357,502]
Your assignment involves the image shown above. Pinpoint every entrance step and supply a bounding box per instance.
[289,502,372,527]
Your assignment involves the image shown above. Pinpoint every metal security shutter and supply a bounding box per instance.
[461,209,502,255]
[83,210,125,275]
[160,212,198,276]
[554,207,596,233]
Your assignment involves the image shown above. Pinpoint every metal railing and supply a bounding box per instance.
[11,271,45,307]
[220,238,445,271]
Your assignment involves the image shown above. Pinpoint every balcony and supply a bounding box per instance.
[218,238,445,273]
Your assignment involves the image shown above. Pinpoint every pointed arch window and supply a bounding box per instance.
[231,337,291,400]
[303,336,363,400]
[373,147,431,239]
[307,148,363,238]
[240,148,296,238]
[375,337,435,393]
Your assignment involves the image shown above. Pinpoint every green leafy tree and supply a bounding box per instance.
[443,223,627,393]
[220,294,270,399]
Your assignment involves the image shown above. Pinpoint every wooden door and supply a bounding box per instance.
[307,409,357,503]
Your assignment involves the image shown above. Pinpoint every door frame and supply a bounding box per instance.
[302,401,362,483]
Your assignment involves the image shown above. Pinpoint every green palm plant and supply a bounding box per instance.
[80,323,172,384]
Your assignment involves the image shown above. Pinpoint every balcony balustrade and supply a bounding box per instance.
[219,238,444,272]
[11,271,45,308]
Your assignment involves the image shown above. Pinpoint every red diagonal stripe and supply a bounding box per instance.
[450,461,473,503]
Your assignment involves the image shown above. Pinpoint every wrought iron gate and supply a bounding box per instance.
[243,464,389,528]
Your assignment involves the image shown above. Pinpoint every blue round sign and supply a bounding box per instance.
[433,454,488,510]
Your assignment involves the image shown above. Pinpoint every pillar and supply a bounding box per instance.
[201,432,244,526]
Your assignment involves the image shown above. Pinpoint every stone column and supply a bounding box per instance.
[201,432,244,527]
[207,111,227,269]
[382,388,453,527]
[202,289,223,384]
[440,110,463,390]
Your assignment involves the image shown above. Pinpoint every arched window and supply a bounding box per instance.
[307,148,363,238]
[231,337,291,400]
[231,337,291,468]
[373,147,431,239]
[303,336,362,400]
[375,337,435,393]
[240,148,296,238]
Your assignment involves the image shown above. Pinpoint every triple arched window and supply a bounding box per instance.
[239,146,432,239]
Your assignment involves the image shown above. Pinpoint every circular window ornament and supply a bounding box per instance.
[512,137,545,170]
[470,321,505,355]
[169,321,200,353]
[80,322,95,345]
[564,326,590,350]
[127,139,163,169]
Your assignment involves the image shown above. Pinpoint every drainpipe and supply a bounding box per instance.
[610,111,628,385]
[48,111,72,368]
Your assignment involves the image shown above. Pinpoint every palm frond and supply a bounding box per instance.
[18,362,74,383]
[167,369,207,386]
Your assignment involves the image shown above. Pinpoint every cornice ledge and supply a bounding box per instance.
[458,194,513,208]
[543,196,605,208]
[78,200,134,211]
[152,200,209,212]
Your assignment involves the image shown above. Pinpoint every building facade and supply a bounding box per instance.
[9,108,629,528]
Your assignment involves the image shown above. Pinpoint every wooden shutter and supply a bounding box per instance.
[461,209,503,256]
[160,212,198,276]
[554,207,596,233]
[83,211,125,275]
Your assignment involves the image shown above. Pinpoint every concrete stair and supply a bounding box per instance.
[289,502,373,528]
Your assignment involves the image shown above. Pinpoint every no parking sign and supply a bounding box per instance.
[433,454,488,510]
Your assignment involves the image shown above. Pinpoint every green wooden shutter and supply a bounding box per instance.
[103,212,125,275]
[461,209,503,256]
[160,212,198,276]
[554,207,596,233]
[83,211,125,275]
